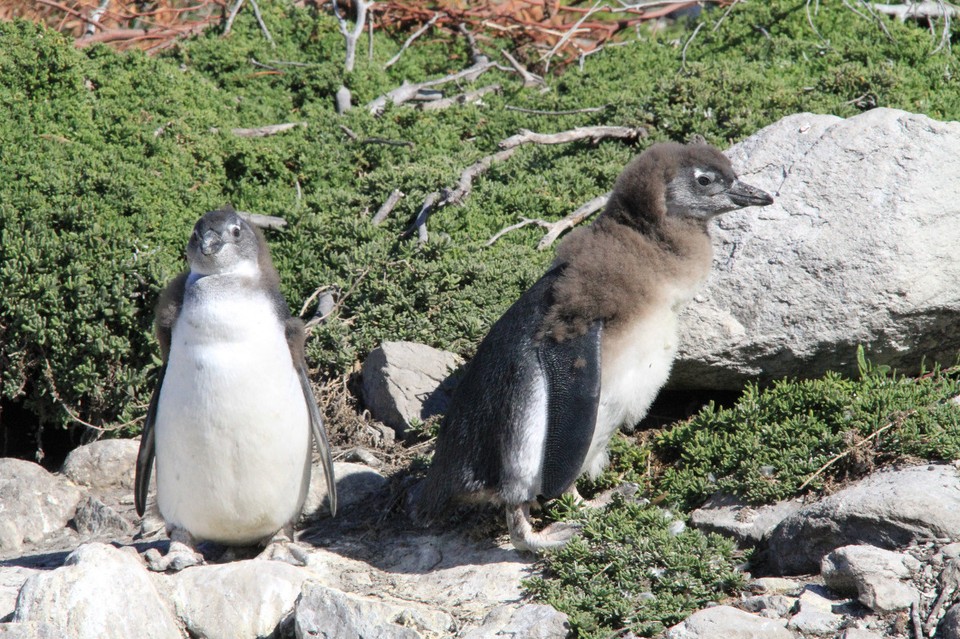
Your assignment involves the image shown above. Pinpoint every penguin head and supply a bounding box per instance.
[605,142,773,229]
[186,206,264,277]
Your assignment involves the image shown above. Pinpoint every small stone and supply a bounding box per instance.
[747,577,804,596]
[345,447,382,468]
[60,439,139,490]
[691,494,804,546]
[461,604,570,639]
[71,496,133,537]
[740,595,794,618]
[361,341,462,435]
[822,545,920,613]
[839,628,885,639]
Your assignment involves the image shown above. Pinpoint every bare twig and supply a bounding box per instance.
[537,193,609,249]
[712,0,743,32]
[419,84,501,111]
[367,58,507,114]
[299,285,334,318]
[499,125,646,150]
[211,122,307,137]
[406,191,439,244]
[681,21,704,71]
[332,0,371,72]
[303,267,371,330]
[926,557,960,635]
[871,1,958,21]
[85,0,111,36]
[798,412,915,491]
[485,218,553,246]
[541,0,604,72]
[372,189,404,225]
[223,0,245,37]
[246,0,275,46]
[911,601,924,639]
[384,12,443,69]
[238,211,287,229]
[505,105,609,116]
[500,49,546,88]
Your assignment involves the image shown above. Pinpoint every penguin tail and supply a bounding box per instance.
[406,473,452,527]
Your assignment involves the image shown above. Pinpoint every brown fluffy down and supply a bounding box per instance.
[539,143,725,343]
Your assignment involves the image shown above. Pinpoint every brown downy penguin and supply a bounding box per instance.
[415,142,773,552]
[135,206,337,571]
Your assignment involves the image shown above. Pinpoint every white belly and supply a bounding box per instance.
[154,282,311,545]
[581,307,679,478]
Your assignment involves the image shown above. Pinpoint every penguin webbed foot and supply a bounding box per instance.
[144,539,205,572]
[506,503,581,553]
[570,482,643,510]
[257,527,311,566]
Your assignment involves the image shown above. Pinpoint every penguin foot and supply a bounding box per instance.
[258,540,311,566]
[575,482,643,509]
[145,540,205,572]
[506,503,581,553]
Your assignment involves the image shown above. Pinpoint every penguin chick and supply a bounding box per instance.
[415,142,772,552]
[135,206,337,571]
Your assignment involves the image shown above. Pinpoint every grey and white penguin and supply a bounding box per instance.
[135,206,337,571]
[414,142,773,552]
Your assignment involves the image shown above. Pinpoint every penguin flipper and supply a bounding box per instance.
[286,318,337,517]
[135,363,165,518]
[538,320,602,499]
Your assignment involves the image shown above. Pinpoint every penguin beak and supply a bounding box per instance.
[200,231,223,255]
[727,179,774,208]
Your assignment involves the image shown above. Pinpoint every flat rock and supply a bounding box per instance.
[460,604,570,638]
[0,622,62,639]
[674,108,960,388]
[839,629,885,639]
[822,545,920,613]
[666,605,797,638]
[293,581,452,639]
[361,341,461,434]
[60,439,139,490]
[785,587,843,635]
[0,567,40,622]
[160,559,308,639]
[764,464,960,574]
[13,543,181,639]
[0,459,81,555]
[690,493,803,545]
[71,496,133,537]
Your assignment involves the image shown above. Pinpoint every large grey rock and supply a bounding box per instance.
[60,439,139,490]
[460,604,570,638]
[361,341,461,434]
[71,496,133,537]
[303,462,388,518]
[161,559,308,639]
[293,581,453,639]
[0,567,39,622]
[674,108,960,388]
[821,545,920,613]
[940,602,960,639]
[765,464,960,574]
[0,622,61,638]
[13,543,181,639]
[690,493,803,545]
[0,459,81,554]
[666,605,796,638]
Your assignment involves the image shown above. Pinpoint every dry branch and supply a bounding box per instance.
[238,211,287,229]
[505,105,609,116]
[499,125,646,150]
[537,193,609,249]
[372,189,405,225]
[210,122,307,137]
[418,84,501,111]
[384,12,443,68]
[366,58,507,114]
[871,1,958,20]
[500,49,546,88]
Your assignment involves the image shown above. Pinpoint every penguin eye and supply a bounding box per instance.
[230,225,241,239]
[696,175,712,187]
[191,230,200,243]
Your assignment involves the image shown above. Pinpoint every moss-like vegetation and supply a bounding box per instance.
[655,352,960,510]
[527,495,746,639]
